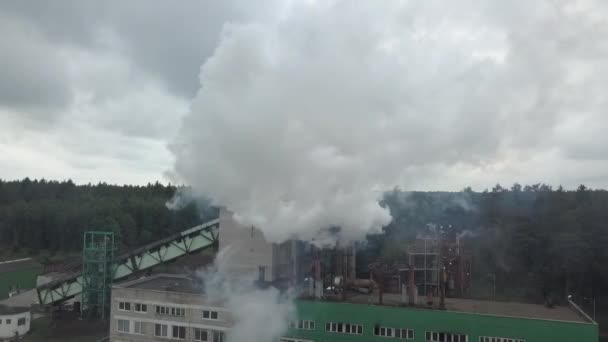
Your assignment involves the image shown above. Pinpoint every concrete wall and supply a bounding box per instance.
[110,285,231,342]
[217,209,274,282]
[0,311,30,340]
[285,300,598,342]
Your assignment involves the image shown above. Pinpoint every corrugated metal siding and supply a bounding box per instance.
[285,300,598,342]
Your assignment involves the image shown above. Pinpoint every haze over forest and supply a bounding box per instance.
[0,178,606,307]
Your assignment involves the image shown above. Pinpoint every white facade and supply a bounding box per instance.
[0,309,31,341]
[110,275,228,342]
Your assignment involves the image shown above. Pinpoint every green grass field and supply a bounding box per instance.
[0,268,41,299]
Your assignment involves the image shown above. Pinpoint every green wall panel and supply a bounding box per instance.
[285,300,598,342]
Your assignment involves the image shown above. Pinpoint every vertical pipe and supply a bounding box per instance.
[424,239,427,296]
[440,267,446,309]
[408,264,415,306]
[459,258,465,296]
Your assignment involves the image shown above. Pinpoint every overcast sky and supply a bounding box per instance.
[1,0,607,193]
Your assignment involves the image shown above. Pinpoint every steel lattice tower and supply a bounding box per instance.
[81,231,115,319]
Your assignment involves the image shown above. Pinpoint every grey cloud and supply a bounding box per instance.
[0,119,172,185]
[0,0,277,98]
[0,16,70,115]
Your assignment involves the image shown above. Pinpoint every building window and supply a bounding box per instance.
[375,326,394,337]
[479,337,525,342]
[6,319,11,324]
[118,301,131,311]
[279,339,314,342]
[17,317,26,326]
[155,324,168,337]
[0,319,2,324]
[194,328,208,341]
[290,320,315,330]
[172,325,186,339]
[170,307,185,317]
[156,305,185,317]
[134,321,145,335]
[203,310,219,320]
[374,326,414,339]
[212,330,225,342]
[325,321,363,335]
[117,319,130,333]
[399,329,415,339]
[134,303,147,313]
[426,331,468,342]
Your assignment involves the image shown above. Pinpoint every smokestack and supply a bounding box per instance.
[313,249,322,299]
[408,264,415,306]
[440,266,447,309]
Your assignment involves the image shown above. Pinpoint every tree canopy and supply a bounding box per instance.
[375,185,608,303]
[0,178,211,255]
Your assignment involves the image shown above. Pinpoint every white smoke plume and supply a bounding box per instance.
[197,246,296,341]
[170,1,608,243]
[457,229,477,240]
[165,187,194,210]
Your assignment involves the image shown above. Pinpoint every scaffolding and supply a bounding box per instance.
[407,234,440,297]
[81,231,115,319]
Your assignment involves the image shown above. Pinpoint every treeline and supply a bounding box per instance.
[0,178,210,255]
[375,184,608,304]
[2,178,607,304]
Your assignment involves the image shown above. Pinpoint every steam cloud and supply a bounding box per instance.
[198,247,295,341]
[170,1,607,242]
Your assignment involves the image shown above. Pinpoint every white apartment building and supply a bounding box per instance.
[109,274,228,342]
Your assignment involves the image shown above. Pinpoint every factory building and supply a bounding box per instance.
[109,274,597,342]
[108,212,598,342]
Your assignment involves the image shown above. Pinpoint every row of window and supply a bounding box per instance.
[288,320,315,330]
[116,319,225,341]
[280,329,524,342]
[0,317,26,326]
[118,301,147,313]
[325,322,363,335]
[117,301,219,320]
[118,316,526,342]
[426,331,469,342]
[156,305,186,317]
[194,328,226,342]
[283,320,524,342]
[480,337,525,342]
[279,336,526,342]
[374,326,414,339]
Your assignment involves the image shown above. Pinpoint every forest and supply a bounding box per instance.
[0,178,207,255]
[0,178,606,307]
[374,184,608,306]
